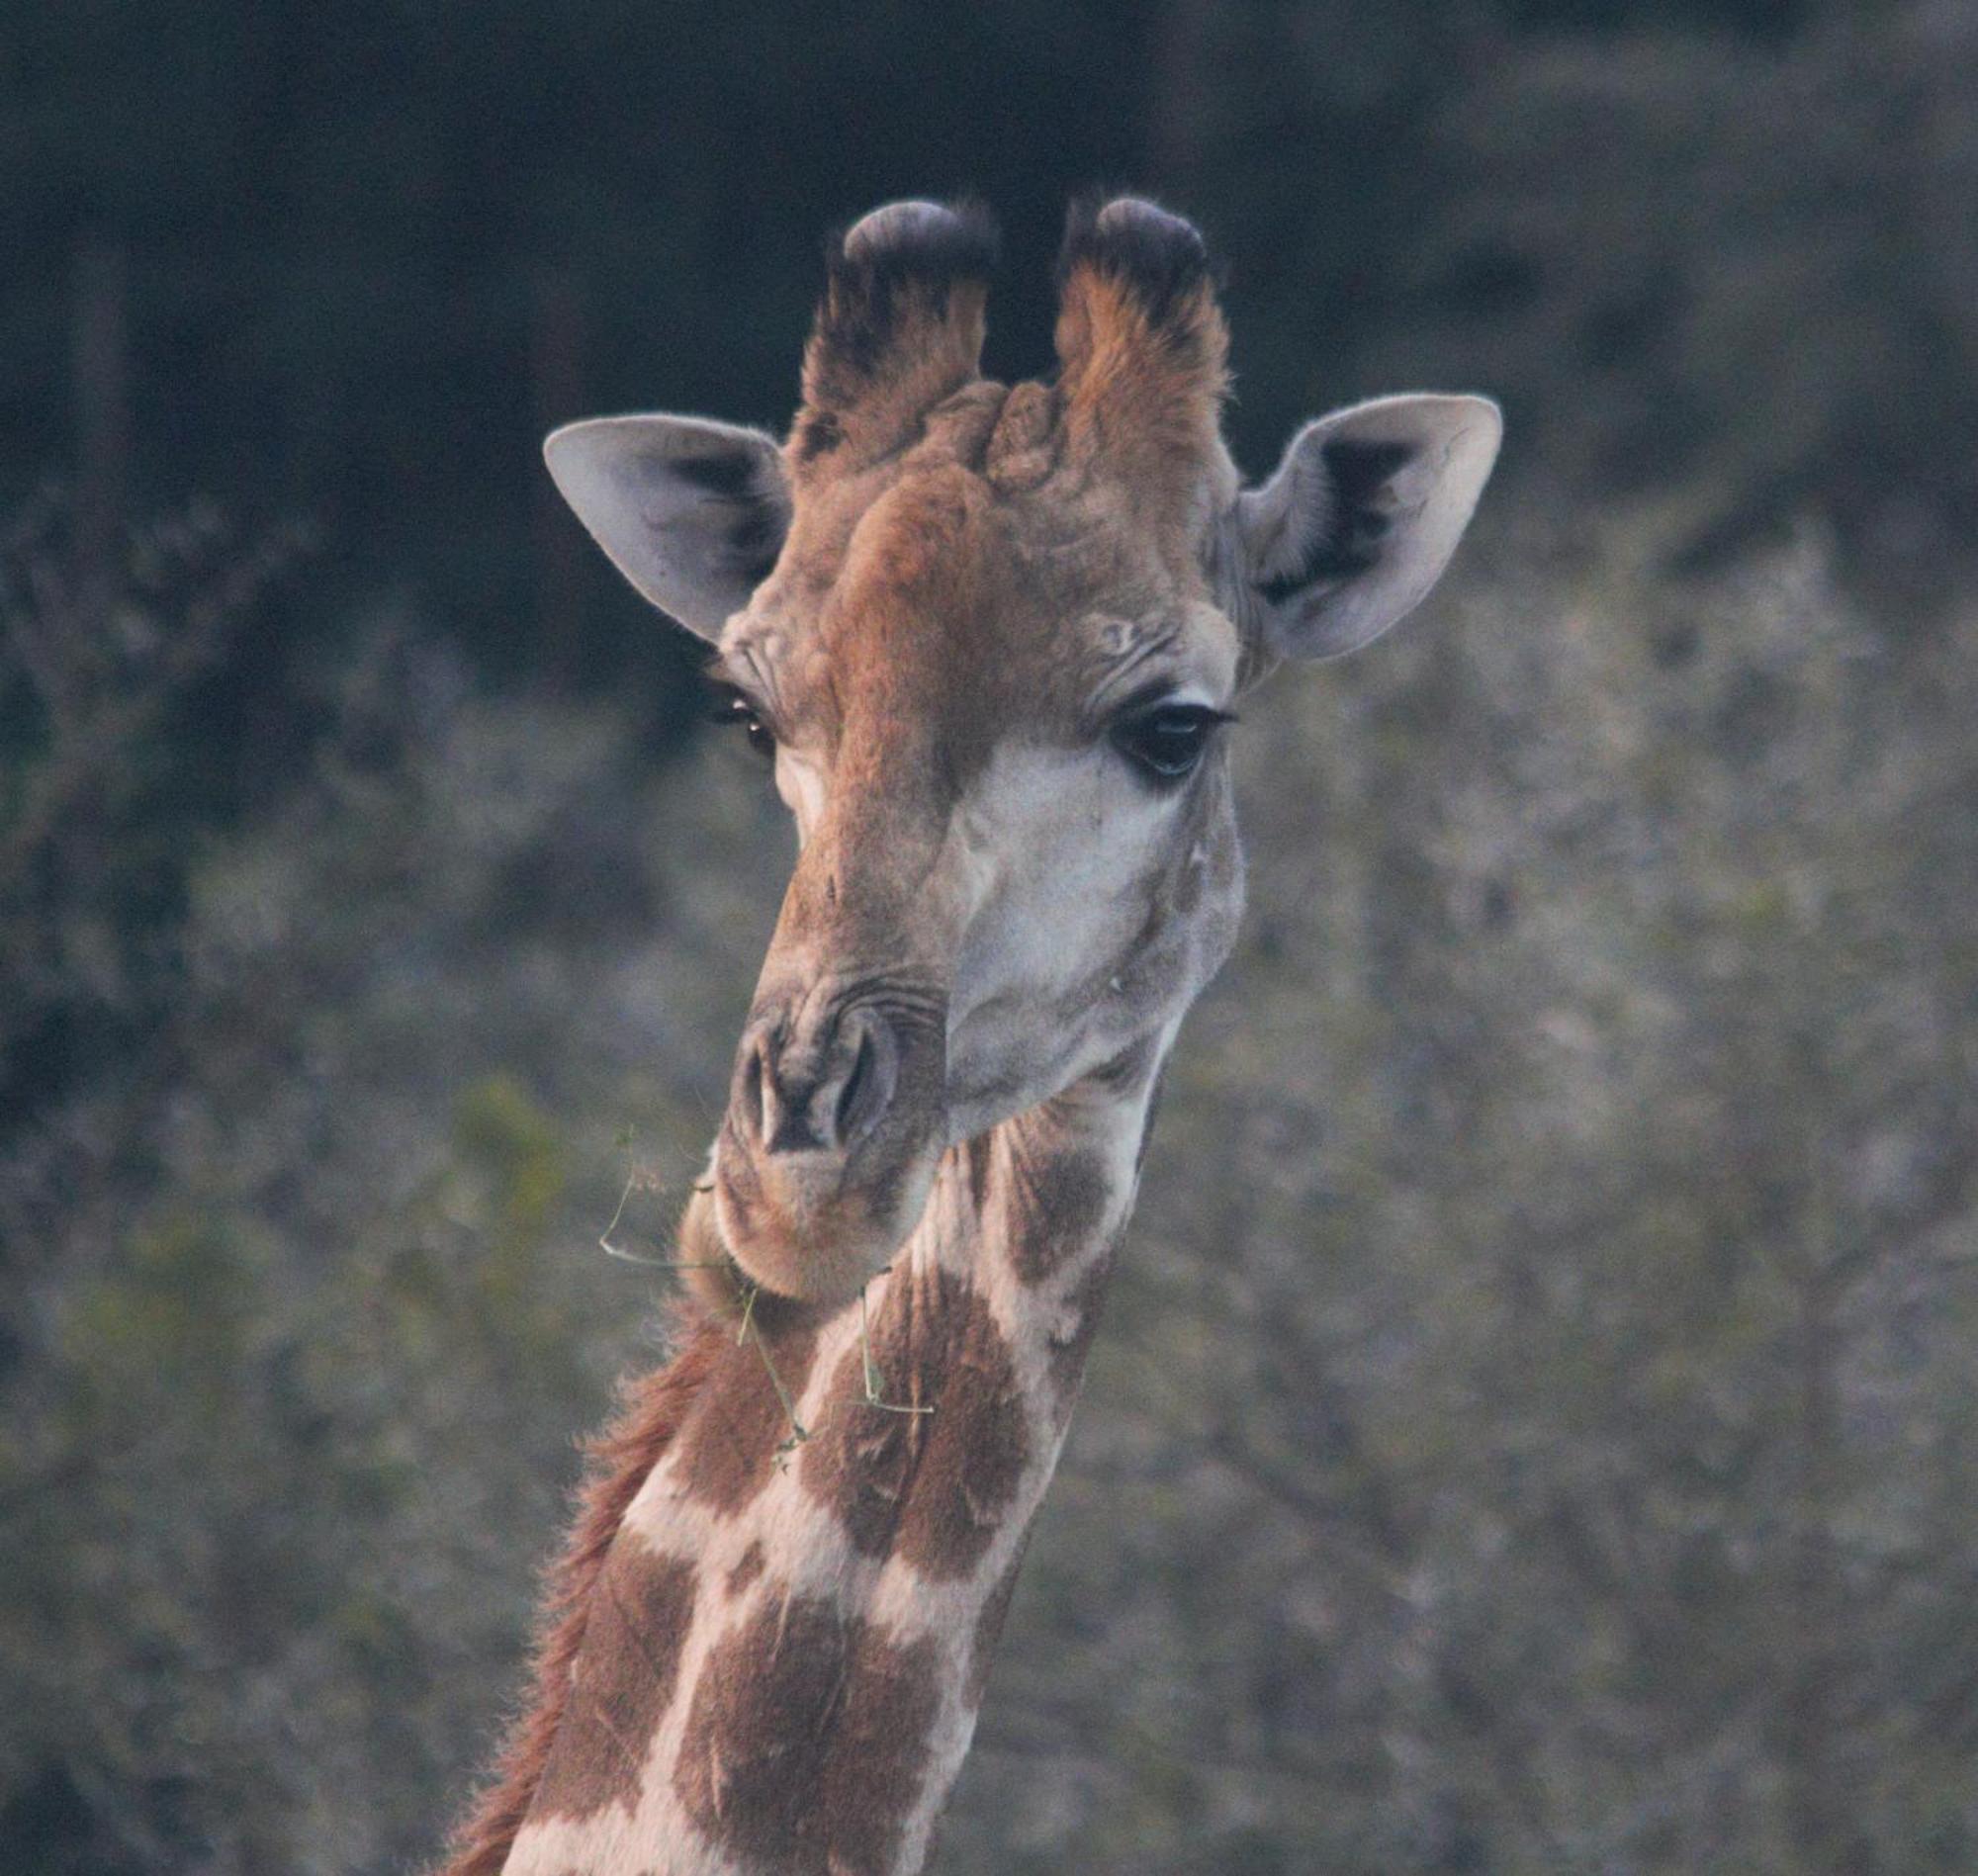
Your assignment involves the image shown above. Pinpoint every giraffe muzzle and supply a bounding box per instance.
[739,1003,899,1156]
[712,990,945,1304]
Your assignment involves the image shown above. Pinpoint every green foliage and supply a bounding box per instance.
[949,518,1977,1873]
[63,1212,259,1425]
[448,1073,570,1312]
[3,495,1972,1873]
[7,0,1976,674]
[3,7,1976,1870]
[0,602,767,1869]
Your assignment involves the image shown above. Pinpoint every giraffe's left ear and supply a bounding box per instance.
[1232,395,1501,661]
[544,414,791,641]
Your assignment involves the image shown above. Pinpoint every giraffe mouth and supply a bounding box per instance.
[704,974,950,1304]
[708,1116,943,1306]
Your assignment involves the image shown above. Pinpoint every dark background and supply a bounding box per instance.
[4,5,1975,1871]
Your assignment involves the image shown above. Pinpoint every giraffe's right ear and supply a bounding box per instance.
[543,415,791,640]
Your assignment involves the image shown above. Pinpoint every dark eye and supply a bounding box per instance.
[709,685,777,761]
[1110,702,1228,783]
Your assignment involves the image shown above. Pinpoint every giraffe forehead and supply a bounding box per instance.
[736,457,1231,757]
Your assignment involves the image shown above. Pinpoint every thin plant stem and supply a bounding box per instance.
[597,1164,724,1270]
[859,1282,933,1416]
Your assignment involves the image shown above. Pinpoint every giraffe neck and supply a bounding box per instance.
[472,1043,1164,1876]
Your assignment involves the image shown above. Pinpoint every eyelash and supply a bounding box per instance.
[1108,702,1233,785]
[708,683,777,760]
[709,684,1229,783]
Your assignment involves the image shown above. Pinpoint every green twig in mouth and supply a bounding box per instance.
[727,1282,812,1463]
[597,1146,930,1463]
[858,1278,933,1417]
[597,1162,726,1269]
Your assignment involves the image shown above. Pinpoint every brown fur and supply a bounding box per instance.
[1005,1144,1113,1286]
[432,1300,724,1876]
[797,200,996,475]
[798,1264,1031,1581]
[529,1539,697,1821]
[671,1306,821,1514]
[725,1539,766,1597]
[672,1586,944,1872]
[1052,199,1229,533]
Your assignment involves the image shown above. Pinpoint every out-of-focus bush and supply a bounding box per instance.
[1149,2,1978,580]
[956,511,1977,1872]
[1404,5,1978,575]
[0,556,787,1871]
[8,6,1976,1870]
[0,492,309,1131]
[3,488,1971,1871]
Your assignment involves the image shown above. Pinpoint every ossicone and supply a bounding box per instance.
[796,197,1000,466]
[1051,191,1231,514]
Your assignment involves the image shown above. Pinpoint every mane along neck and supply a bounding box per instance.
[439,1047,1164,1876]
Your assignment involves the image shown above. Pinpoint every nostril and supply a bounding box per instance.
[741,1039,768,1146]
[834,1025,873,1144]
[741,1005,896,1156]
[832,1015,897,1147]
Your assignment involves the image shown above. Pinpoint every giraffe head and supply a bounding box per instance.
[547,197,1498,1305]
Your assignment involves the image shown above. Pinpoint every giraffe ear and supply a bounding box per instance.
[543,414,791,640]
[1233,395,1501,661]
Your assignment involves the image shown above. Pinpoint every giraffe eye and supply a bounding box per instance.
[709,684,777,761]
[1110,702,1230,784]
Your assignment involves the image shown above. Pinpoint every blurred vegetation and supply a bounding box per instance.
[3,3,1976,1872]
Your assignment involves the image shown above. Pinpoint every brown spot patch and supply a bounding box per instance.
[1046,1251,1116,1426]
[961,1132,998,1212]
[1008,1147,1113,1286]
[965,1536,1034,1710]
[531,1536,697,1823]
[674,1588,941,1873]
[800,1265,1030,1580]
[726,1540,765,1597]
[670,1307,820,1517]
[437,1304,725,1876]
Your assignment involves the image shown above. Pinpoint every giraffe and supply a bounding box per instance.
[440,195,1498,1876]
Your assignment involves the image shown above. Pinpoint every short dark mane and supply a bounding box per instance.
[432,1298,723,1876]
